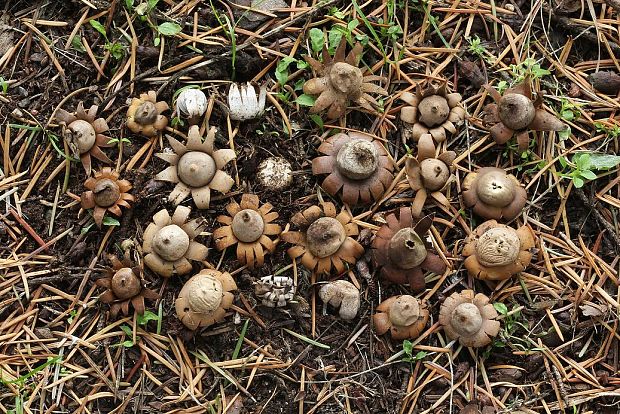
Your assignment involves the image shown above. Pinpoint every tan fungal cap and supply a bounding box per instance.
[231,209,265,243]
[93,178,121,207]
[69,119,97,153]
[498,93,535,130]
[418,95,450,127]
[152,225,190,262]
[318,280,360,320]
[329,62,363,94]
[177,151,217,188]
[134,101,158,125]
[475,226,520,267]
[420,158,450,191]
[475,169,515,207]
[389,295,422,327]
[388,228,428,269]
[335,138,379,180]
[186,274,223,314]
[111,268,142,300]
[306,217,346,258]
[451,303,483,336]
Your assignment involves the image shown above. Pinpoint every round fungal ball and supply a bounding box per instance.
[257,157,293,191]
[498,93,535,130]
[306,217,346,258]
[177,151,216,188]
[93,178,121,207]
[152,225,190,262]
[68,120,96,153]
[420,158,451,191]
[389,295,422,327]
[329,62,364,94]
[475,170,516,207]
[451,303,483,336]
[111,268,142,300]
[475,226,521,267]
[134,101,158,125]
[318,280,360,320]
[185,274,223,314]
[231,209,265,243]
[176,89,208,118]
[336,139,379,180]
[417,95,450,127]
[388,228,428,269]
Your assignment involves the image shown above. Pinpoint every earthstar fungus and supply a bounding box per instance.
[439,290,500,347]
[373,295,429,340]
[55,102,114,175]
[142,206,208,277]
[175,269,237,330]
[96,255,159,317]
[254,275,296,308]
[213,194,282,269]
[80,167,134,227]
[372,208,447,292]
[303,39,387,120]
[400,83,465,143]
[462,220,535,281]
[484,79,565,151]
[318,280,360,320]
[155,125,236,209]
[281,202,364,275]
[126,91,170,137]
[406,133,456,217]
[462,167,527,221]
[312,132,394,205]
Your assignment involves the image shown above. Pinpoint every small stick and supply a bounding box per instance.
[9,208,48,251]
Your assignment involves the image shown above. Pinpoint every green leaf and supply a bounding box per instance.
[573,176,584,188]
[275,56,296,85]
[120,324,133,337]
[125,0,134,9]
[561,110,574,121]
[71,36,86,52]
[402,339,413,356]
[580,170,597,180]
[122,340,135,348]
[328,27,344,53]
[493,302,508,315]
[153,36,161,46]
[414,351,427,360]
[102,216,120,226]
[89,19,107,38]
[574,153,591,170]
[558,156,568,169]
[309,28,324,54]
[158,22,182,36]
[585,153,620,170]
[296,94,315,107]
[310,114,323,129]
[137,310,160,325]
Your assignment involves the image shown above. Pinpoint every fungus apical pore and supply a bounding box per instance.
[439,290,500,347]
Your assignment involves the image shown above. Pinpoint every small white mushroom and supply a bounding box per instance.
[228,83,267,121]
[319,280,360,320]
[176,88,207,123]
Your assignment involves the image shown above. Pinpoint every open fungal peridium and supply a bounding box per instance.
[142,206,209,277]
[96,254,159,317]
[55,102,114,175]
[228,83,267,121]
[483,78,565,151]
[318,280,360,320]
[254,275,296,308]
[303,39,387,120]
[213,194,282,269]
[80,167,134,227]
[155,125,236,209]
[281,202,364,276]
[312,131,394,205]
[462,167,528,221]
[372,208,447,292]
[400,82,465,143]
[439,290,500,347]
[373,295,429,340]
[405,133,456,217]
[175,269,237,330]
[126,91,170,137]
[462,220,535,281]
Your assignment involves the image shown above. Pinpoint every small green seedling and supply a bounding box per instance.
[559,152,620,188]
[402,340,427,364]
[89,19,126,60]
